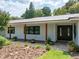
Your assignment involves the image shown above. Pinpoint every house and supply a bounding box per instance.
[4,14,79,45]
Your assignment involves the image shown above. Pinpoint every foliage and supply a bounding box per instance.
[45,44,51,51]
[64,0,76,9]
[21,9,30,19]
[69,2,79,14]
[24,42,28,47]
[0,10,10,30]
[68,41,79,52]
[16,42,21,48]
[29,2,35,18]
[0,36,12,48]
[31,39,36,43]
[46,38,54,45]
[37,50,71,59]
[53,7,68,15]
[35,45,41,49]
[35,9,44,17]
[21,2,35,19]
[21,2,52,18]
[13,36,18,41]
[11,16,21,20]
[68,41,76,52]
[4,40,12,46]
[42,7,51,16]
[68,41,75,47]
[53,0,79,15]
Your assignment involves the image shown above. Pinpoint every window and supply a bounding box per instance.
[26,26,40,34]
[8,27,15,34]
[74,24,76,38]
[67,27,70,36]
[60,27,62,36]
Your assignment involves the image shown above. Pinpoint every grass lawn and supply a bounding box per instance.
[37,50,72,59]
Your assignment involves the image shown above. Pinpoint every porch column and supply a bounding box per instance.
[9,25,11,39]
[73,24,75,42]
[24,24,27,41]
[76,22,79,45]
[45,23,48,44]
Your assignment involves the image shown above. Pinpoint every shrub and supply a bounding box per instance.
[4,40,12,46]
[68,41,76,52]
[45,44,51,51]
[16,42,21,48]
[35,45,41,49]
[31,39,36,43]
[69,41,79,52]
[0,36,12,48]
[0,39,5,48]
[13,36,17,41]
[24,42,28,47]
[46,38,54,45]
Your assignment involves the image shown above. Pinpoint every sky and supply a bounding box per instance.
[0,0,69,17]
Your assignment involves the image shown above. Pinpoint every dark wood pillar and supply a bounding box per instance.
[45,24,48,44]
[9,25,11,39]
[24,24,27,41]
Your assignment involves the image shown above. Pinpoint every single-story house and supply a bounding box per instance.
[3,14,79,45]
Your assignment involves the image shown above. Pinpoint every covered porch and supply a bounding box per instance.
[6,20,77,43]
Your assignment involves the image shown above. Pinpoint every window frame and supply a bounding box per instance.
[8,27,15,34]
[26,26,40,35]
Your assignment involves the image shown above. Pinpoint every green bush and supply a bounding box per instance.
[31,39,36,43]
[0,36,12,48]
[35,45,41,49]
[13,36,17,41]
[45,44,51,51]
[68,41,76,47]
[24,42,28,47]
[46,38,54,45]
[68,41,79,52]
[4,40,12,46]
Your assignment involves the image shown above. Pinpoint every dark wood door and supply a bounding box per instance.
[57,25,72,41]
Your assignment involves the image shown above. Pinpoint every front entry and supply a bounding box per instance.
[57,25,73,41]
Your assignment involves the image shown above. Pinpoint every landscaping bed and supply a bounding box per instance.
[37,50,72,59]
[0,44,46,59]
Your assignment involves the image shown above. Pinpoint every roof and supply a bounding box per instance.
[9,13,79,24]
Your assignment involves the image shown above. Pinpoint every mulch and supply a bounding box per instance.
[0,45,46,59]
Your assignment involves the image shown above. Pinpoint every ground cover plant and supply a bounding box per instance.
[0,36,12,47]
[37,50,72,59]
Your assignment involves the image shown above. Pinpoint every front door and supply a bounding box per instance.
[57,25,72,41]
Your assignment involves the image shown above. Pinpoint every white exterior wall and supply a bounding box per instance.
[5,24,46,41]
[48,24,56,42]
[76,21,79,45]
[5,21,78,43]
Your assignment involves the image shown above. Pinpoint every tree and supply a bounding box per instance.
[69,2,79,13]
[21,8,31,19]
[64,0,76,9]
[42,7,51,16]
[11,16,21,20]
[53,7,67,15]
[0,10,10,30]
[53,0,79,15]
[35,9,44,17]
[29,2,35,18]
[21,2,35,19]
